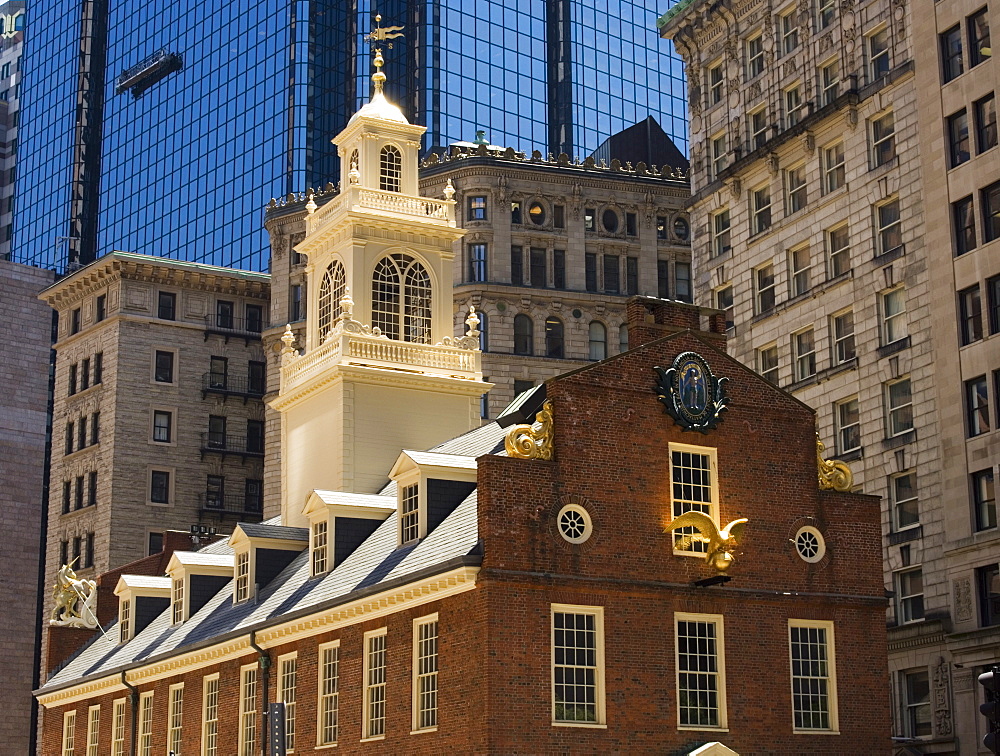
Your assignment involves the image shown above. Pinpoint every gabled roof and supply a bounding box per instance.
[388,449,479,480]
[232,523,309,542]
[114,575,171,595]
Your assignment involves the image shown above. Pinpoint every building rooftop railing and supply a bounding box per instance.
[198,492,264,519]
[201,373,266,401]
[199,433,264,460]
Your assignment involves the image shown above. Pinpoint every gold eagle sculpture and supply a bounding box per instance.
[664,511,749,573]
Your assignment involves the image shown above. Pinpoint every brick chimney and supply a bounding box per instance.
[625,296,727,351]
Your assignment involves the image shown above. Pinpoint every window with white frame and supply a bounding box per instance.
[750,108,768,150]
[876,199,902,255]
[238,665,257,756]
[379,144,402,192]
[757,344,779,384]
[831,309,855,363]
[870,111,895,167]
[317,260,346,339]
[137,692,153,756]
[823,142,845,193]
[780,9,799,55]
[235,550,250,603]
[414,615,439,730]
[119,598,131,644]
[755,262,776,313]
[902,668,931,736]
[786,165,807,214]
[868,27,890,80]
[311,520,328,576]
[711,132,727,178]
[552,605,605,724]
[751,183,772,234]
[746,34,764,78]
[171,577,184,624]
[86,705,100,756]
[318,642,340,745]
[167,684,183,756]
[62,710,76,756]
[880,287,907,344]
[788,247,810,297]
[279,654,297,750]
[785,84,803,127]
[712,209,731,257]
[669,445,718,554]
[820,59,839,105]
[818,0,835,28]
[793,328,816,381]
[789,620,838,732]
[202,675,219,756]
[110,698,126,756]
[896,568,924,622]
[675,612,726,729]
[364,629,387,738]
[708,62,724,105]
[836,397,861,454]
[400,483,420,544]
[371,254,432,344]
[885,377,913,436]
[891,471,919,529]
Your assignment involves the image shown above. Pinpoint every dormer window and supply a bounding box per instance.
[371,254,432,343]
[389,450,478,547]
[379,145,401,192]
[115,575,171,643]
[235,550,251,603]
[171,577,184,624]
[311,520,329,576]
[400,484,420,544]
[119,598,131,644]
[317,260,346,339]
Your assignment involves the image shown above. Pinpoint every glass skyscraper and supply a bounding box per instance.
[14,0,686,273]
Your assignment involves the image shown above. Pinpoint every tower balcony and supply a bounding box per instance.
[304,183,457,242]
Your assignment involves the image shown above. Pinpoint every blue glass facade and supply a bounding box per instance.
[13,0,685,273]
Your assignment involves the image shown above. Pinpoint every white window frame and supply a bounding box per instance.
[880,287,907,345]
[317,641,340,746]
[785,84,803,127]
[138,691,153,756]
[758,344,779,384]
[820,58,839,105]
[311,519,329,576]
[711,131,727,179]
[785,164,807,214]
[779,8,799,55]
[399,481,421,544]
[708,61,724,105]
[167,683,183,756]
[712,208,731,257]
[746,33,764,78]
[788,619,839,733]
[870,110,895,167]
[755,262,776,314]
[827,224,850,277]
[750,107,768,150]
[793,328,816,381]
[171,575,185,625]
[234,549,251,603]
[818,0,835,28]
[891,471,919,530]
[551,603,606,727]
[110,698,126,756]
[835,397,861,454]
[238,664,257,756]
[885,377,913,437]
[668,444,720,556]
[896,567,924,623]
[751,183,772,235]
[675,612,728,730]
[363,628,388,740]
[86,705,100,756]
[876,198,902,256]
[201,674,220,756]
[412,613,440,732]
[823,141,845,193]
[62,710,76,756]
[278,652,297,751]
[867,25,890,80]
[831,308,855,363]
[789,245,811,297]
[902,668,931,737]
[119,597,132,644]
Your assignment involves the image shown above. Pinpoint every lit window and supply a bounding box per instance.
[751,184,771,234]
[675,613,726,729]
[311,520,328,576]
[885,377,913,436]
[965,375,990,437]
[400,484,419,544]
[823,142,845,193]
[669,445,718,554]
[552,605,605,724]
[755,263,776,314]
[973,468,996,531]
[831,309,855,363]
[62,710,76,756]
[785,85,802,127]
[364,630,387,738]
[870,111,895,167]
[167,685,183,756]
[111,699,126,756]
[202,676,220,756]
[789,246,811,296]
[820,59,839,105]
[588,321,607,360]
[379,145,401,192]
[892,472,919,529]
[238,667,257,756]
[529,201,546,225]
[712,209,731,257]
[793,328,816,381]
[413,616,439,730]
[876,199,902,255]
[746,34,764,78]
[969,9,991,67]
[835,397,860,454]
[371,254,432,343]
[868,27,890,80]
[278,655,297,750]
[137,692,153,756]
[235,550,250,603]
[881,288,907,345]
[317,260,346,339]
[789,620,838,731]
[785,165,806,214]
[940,25,964,82]
[318,643,339,745]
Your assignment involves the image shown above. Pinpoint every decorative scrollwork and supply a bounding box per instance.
[817,435,853,491]
[504,400,554,460]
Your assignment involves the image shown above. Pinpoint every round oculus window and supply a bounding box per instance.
[794,526,826,563]
[673,216,690,240]
[557,503,593,544]
[528,202,546,225]
[602,209,619,233]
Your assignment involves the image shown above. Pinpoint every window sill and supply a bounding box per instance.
[751,309,776,324]
[313,744,338,750]
[410,727,438,735]
[816,358,858,383]
[359,735,385,743]
[868,154,899,176]
[834,448,863,463]
[873,244,905,267]
[678,726,729,733]
[787,374,819,393]
[793,729,841,736]
[888,525,922,545]
[552,722,607,729]
[882,430,916,450]
[877,336,910,359]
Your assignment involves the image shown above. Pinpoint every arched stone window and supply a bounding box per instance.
[317,260,346,339]
[379,145,402,192]
[589,321,607,360]
[371,254,432,343]
[513,314,533,355]
[545,316,564,359]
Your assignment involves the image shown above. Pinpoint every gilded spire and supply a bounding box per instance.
[365,13,404,95]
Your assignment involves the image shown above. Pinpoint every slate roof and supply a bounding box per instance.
[236,523,310,541]
[400,450,480,470]
[311,491,398,509]
[169,552,234,568]
[115,575,171,591]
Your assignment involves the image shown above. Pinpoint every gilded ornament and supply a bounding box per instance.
[50,560,99,629]
[665,511,748,573]
[817,435,853,491]
[504,400,554,460]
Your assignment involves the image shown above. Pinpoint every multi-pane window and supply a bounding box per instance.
[973,468,996,531]
[676,613,726,729]
[167,685,183,756]
[546,316,565,358]
[975,94,997,153]
[467,195,487,220]
[110,698,126,756]
[119,598,131,644]
[941,25,964,82]
[414,617,439,730]
[969,9,991,67]
[318,644,339,745]
[751,184,772,234]
[823,142,845,193]
[62,710,75,756]
[400,484,419,544]
[379,145,401,192]
[983,181,1000,242]
[785,85,803,127]
[588,321,607,360]
[209,356,228,389]
[821,59,839,105]
[789,621,837,731]
[202,676,220,756]
[780,10,799,55]
[216,300,234,330]
[238,667,257,756]
[290,284,302,321]
[750,108,768,150]
[832,310,856,363]
[818,0,835,27]
[786,165,806,213]
[892,472,919,529]
[712,209,731,257]
[311,520,328,576]
[716,286,734,331]
[317,261,346,338]
[669,446,717,553]
[152,410,172,443]
[746,34,764,78]
[902,669,931,736]
[885,377,914,436]
[151,470,170,505]
[789,247,811,296]
[828,225,850,277]
[793,328,816,381]
[364,630,387,738]
[870,112,895,167]
[966,376,990,436]
[513,314,533,355]
[171,577,184,624]
[137,693,153,756]
[758,344,779,384]
[836,398,861,454]
[279,656,297,750]
[86,706,100,756]
[881,288,907,344]
[868,28,890,80]
[959,285,983,344]
[897,569,925,623]
[235,550,250,603]
[246,303,264,332]
[708,63,723,105]
[877,199,902,255]
[755,263,776,314]
[711,133,727,178]
[948,109,971,167]
[371,254,432,343]
[66,421,74,455]
[552,606,605,724]
[953,196,977,255]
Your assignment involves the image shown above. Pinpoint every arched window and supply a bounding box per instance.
[619,323,629,353]
[478,311,488,352]
[371,254,432,343]
[379,145,402,192]
[545,316,564,359]
[589,321,607,360]
[513,314,533,355]
[349,149,359,171]
[317,260,346,338]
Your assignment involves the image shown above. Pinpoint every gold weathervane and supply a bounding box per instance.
[364,14,404,92]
